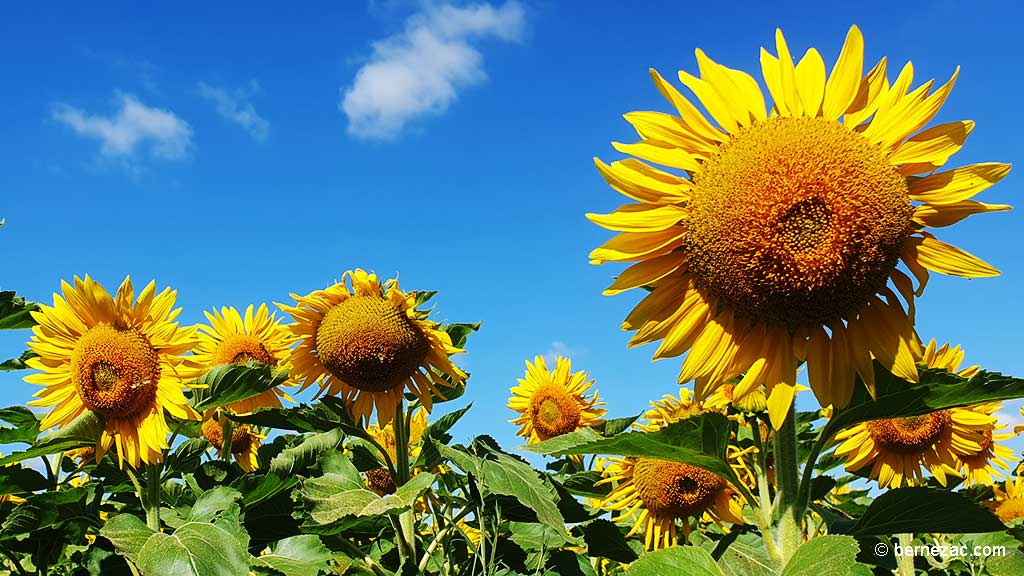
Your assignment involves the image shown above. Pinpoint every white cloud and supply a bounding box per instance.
[52,93,192,160]
[197,81,270,141]
[341,1,525,140]
[544,341,582,365]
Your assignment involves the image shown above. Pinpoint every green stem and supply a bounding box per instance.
[897,533,915,576]
[392,401,417,569]
[751,422,783,567]
[145,463,162,531]
[772,406,802,568]
[220,415,234,462]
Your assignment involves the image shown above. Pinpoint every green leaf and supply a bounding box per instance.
[0,406,41,444]
[780,535,873,576]
[300,471,435,524]
[187,486,243,523]
[191,363,291,411]
[560,471,611,499]
[625,546,725,576]
[524,413,736,486]
[99,514,154,566]
[581,519,637,563]
[0,350,37,371]
[0,411,102,466]
[0,291,39,330]
[849,487,1005,535]
[231,472,298,509]
[414,403,472,469]
[435,437,573,541]
[252,534,333,576]
[599,414,642,436]
[509,521,570,551]
[0,465,49,494]
[445,322,480,349]
[827,365,1024,438]
[717,532,774,576]
[269,429,344,476]
[136,522,250,576]
[163,438,209,478]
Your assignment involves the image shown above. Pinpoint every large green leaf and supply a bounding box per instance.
[191,363,291,411]
[187,486,243,523]
[625,545,724,576]
[849,487,1005,535]
[300,471,435,525]
[0,465,49,494]
[508,521,571,551]
[136,522,250,576]
[581,519,637,563]
[780,535,872,576]
[827,365,1024,437]
[269,429,344,476]
[99,514,154,566]
[435,437,573,541]
[717,532,774,576]
[252,534,333,576]
[0,410,102,466]
[0,406,41,444]
[524,413,736,486]
[413,403,472,469]
[0,291,38,330]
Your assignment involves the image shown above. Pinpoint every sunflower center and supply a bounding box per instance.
[365,468,397,496]
[529,384,582,438]
[632,458,725,518]
[201,418,255,455]
[685,116,913,327]
[866,411,951,453]
[315,296,431,393]
[213,334,275,366]
[71,324,160,419]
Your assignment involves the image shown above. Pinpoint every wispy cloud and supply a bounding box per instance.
[341,1,525,140]
[197,81,270,141]
[52,93,192,160]
[544,341,583,365]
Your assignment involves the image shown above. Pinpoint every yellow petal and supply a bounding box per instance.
[844,57,888,126]
[888,120,974,166]
[612,141,702,172]
[774,29,802,116]
[908,163,1011,205]
[677,70,740,133]
[593,158,690,204]
[904,235,999,278]
[586,204,687,233]
[589,229,684,264]
[603,253,688,296]
[912,200,1012,228]
[822,25,864,121]
[795,48,826,117]
[648,69,726,143]
[623,111,717,156]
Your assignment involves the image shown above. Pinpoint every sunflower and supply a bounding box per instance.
[508,355,607,445]
[278,269,466,425]
[201,412,263,472]
[636,389,704,432]
[588,26,1011,428]
[186,304,296,414]
[363,407,429,495]
[596,457,744,550]
[703,383,768,414]
[958,427,1015,486]
[990,476,1024,523]
[25,276,199,469]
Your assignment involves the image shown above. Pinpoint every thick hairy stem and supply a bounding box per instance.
[897,533,915,576]
[772,406,802,568]
[145,463,162,531]
[751,422,783,567]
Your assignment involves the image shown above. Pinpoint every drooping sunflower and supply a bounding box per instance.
[508,355,607,444]
[201,412,263,472]
[989,476,1024,524]
[185,304,297,414]
[596,457,744,550]
[278,269,467,425]
[362,407,429,495]
[703,383,768,414]
[636,389,705,432]
[25,276,199,469]
[588,25,1011,427]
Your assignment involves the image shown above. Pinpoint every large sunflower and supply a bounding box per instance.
[596,457,744,550]
[508,355,606,444]
[186,304,296,414]
[25,276,199,468]
[278,269,466,425]
[588,26,1011,427]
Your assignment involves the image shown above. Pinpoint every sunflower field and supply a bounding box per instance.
[3,24,1024,576]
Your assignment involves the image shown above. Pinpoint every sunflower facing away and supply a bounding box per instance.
[186,304,296,414]
[596,457,744,550]
[833,340,1012,488]
[278,269,467,425]
[588,25,1011,428]
[508,355,607,445]
[25,276,199,468]
[201,412,263,472]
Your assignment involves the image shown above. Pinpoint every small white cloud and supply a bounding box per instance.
[197,81,270,141]
[52,93,192,160]
[544,341,582,365]
[341,1,525,140]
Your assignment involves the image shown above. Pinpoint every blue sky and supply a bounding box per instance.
[1,0,1022,459]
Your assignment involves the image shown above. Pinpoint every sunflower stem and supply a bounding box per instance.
[751,421,783,566]
[145,462,162,531]
[772,405,802,568]
[392,401,417,569]
[220,414,234,463]
[897,533,915,576]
